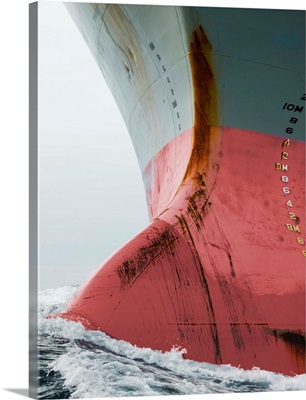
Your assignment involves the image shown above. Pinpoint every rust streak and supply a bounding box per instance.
[183,25,218,183]
[117,226,179,288]
[266,328,306,369]
[176,214,222,364]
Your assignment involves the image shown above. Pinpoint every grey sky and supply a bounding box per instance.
[38,1,149,289]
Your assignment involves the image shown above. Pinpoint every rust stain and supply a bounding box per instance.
[230,323,245,351]
[117,227,179,288]
[183,25,219,184]
[266,328,306,370]
[208,242,236,278]
[103,4,151,90]
[175,214,222,364]
[185,173,210,226]
[104,5,136,78]
[179,172,213,232]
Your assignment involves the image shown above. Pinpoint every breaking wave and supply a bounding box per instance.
[38,285,306,399]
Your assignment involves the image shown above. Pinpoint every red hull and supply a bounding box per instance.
[61,126,305,376]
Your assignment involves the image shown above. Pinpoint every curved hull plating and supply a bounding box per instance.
[61,3,306,375]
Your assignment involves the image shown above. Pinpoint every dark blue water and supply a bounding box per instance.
[38,286,306,399]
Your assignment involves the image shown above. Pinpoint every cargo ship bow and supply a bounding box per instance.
[59,3,305,376]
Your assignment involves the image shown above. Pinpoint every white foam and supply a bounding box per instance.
[39,285,79,316]
[39,286,306,398]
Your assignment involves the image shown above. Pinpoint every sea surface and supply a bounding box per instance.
[38,285,306,399]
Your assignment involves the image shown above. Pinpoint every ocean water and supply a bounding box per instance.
[38,285,306,399]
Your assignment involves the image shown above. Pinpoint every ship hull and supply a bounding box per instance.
[60,3,306,375]
[61,125,305,375]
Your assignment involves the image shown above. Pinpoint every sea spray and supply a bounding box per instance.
[38,286,306,398]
